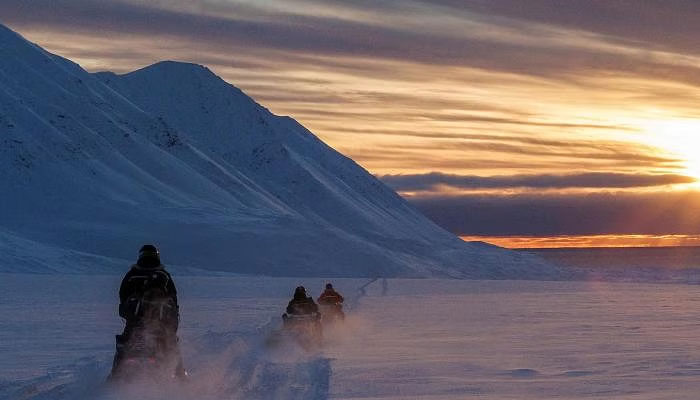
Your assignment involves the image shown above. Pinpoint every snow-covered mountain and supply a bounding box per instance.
[0,23,560,278]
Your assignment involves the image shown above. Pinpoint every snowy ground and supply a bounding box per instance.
[3,274,700,399]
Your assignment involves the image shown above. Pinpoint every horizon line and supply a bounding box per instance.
[461,234,700,249]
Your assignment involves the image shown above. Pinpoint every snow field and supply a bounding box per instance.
[4,275,700,399]
[329,280,700,399]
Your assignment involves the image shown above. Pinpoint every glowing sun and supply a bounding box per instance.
[645,119,700,181]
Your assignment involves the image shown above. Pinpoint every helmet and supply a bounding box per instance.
[138,244,160,259]
[294,286,306,296]
[137,244,161,268]
[325,283,333,289]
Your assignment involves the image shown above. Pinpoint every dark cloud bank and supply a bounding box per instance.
[408,190,700,236]
[382,172,700,236]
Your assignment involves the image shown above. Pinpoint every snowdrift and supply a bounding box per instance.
[0,23,559,279]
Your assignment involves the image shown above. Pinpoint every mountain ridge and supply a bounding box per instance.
[0,23,561,279]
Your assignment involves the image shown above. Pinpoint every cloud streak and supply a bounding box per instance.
[451,0,700,57]
[3,0,700,84]
[381,172,696,191]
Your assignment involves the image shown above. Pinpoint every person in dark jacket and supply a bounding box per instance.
[283,286,322,344]
[317,283,345,320]
[109,244,185,380]
[317,283,344,306]
[286,286,319,316]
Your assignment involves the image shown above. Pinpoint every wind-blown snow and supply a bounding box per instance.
[4,275,700,400]
[0,23,559,279]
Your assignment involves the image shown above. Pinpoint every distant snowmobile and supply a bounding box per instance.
[282,312,323,349]
[319,303,344,325]
[317,283,345,325]
[267,286,323,350]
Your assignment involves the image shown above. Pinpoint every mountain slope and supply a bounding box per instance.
[0,23,560,278]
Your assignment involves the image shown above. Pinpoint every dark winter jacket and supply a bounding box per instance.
[118,261,179,330]
[286,296,319,315]
[317,289,344,305]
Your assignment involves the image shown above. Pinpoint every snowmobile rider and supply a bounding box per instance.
[318,283,345,320]
[317,283,344,306]
[282,286,323,345]
[286,286,319,316]
[110,244,185,380]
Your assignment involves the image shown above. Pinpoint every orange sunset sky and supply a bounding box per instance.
[3,0,700,248]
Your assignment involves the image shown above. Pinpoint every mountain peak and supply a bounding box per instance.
[127,60,215,79]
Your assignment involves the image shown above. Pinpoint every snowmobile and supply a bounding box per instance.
[109,322,186,383]
[319,302,345,325]
[277,312,323,350]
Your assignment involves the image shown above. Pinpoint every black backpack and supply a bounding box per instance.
[120,269,177,325]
